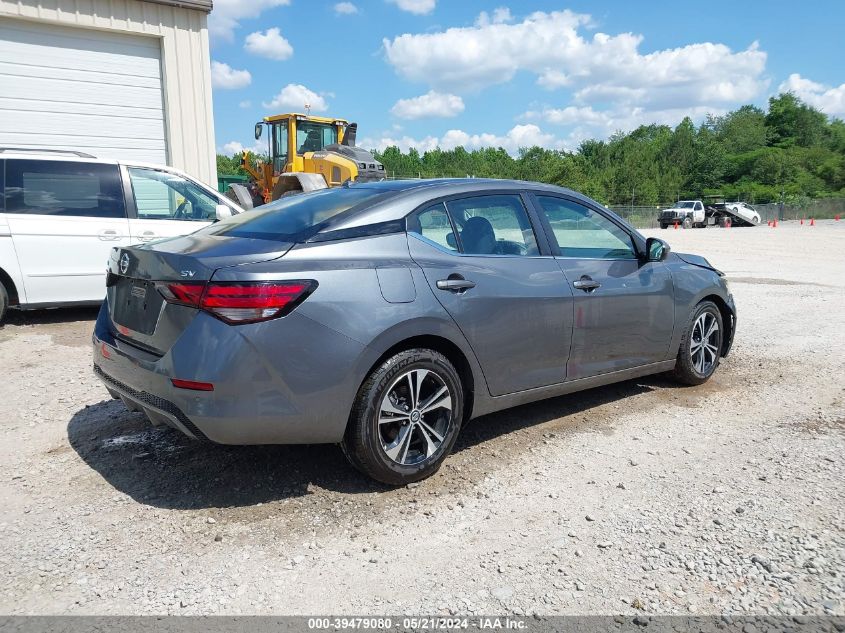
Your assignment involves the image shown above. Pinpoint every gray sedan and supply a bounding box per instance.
[93,179,736,485]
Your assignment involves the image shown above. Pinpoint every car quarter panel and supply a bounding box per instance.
[209,232,492,423]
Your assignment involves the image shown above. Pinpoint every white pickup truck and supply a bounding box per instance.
[659,199,762,229]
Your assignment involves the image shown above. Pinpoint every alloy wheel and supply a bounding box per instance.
[690,311,721,375]
[378,368,453,466]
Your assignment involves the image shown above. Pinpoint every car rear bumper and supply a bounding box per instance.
[91,300,372,445]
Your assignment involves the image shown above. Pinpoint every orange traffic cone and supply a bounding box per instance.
[810,217,815,226]
[772,218,777,228]
[674,221,678,230]
[836,214,840,221]
[767,220,771,226]
[800,217,804,225]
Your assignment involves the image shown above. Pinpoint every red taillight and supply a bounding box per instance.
[171,378,214,391]
[158,282,205,307]
[157,281,316,324]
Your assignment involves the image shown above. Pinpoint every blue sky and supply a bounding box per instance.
[209,0,845,156]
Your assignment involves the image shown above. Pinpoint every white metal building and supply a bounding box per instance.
[0,0,217,185]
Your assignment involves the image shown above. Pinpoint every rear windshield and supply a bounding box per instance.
[198,187,389,242]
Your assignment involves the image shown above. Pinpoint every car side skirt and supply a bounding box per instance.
[471,360,676,419]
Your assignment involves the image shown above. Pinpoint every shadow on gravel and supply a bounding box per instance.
[67,376,670,509]
[0,305,100,327]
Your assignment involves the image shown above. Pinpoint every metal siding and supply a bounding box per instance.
[0,0,216,186]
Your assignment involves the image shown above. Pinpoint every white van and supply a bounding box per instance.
[0,148,244,322]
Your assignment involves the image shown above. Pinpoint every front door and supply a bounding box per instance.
[4,159,129,304]
[531,194,675,381]
[407,193,573,396]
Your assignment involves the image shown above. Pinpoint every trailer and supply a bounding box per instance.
[658,197,762,229]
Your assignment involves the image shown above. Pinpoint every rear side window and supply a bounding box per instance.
[4,159,125,218]
[0,159,5,213]
[408,203,457,251]
[446,194,540,256]
[201,187,388,241]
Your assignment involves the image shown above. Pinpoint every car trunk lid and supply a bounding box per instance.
[106,234,293,355]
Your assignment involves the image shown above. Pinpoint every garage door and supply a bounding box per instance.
[0,19,167,163]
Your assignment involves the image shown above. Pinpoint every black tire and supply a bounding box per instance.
[342,348,464,486]
[670,300,724,386]
[682,217,693,229]
[0,283,7,325]
[660,224,668,230]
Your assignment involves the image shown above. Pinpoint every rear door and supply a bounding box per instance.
[407,193,573,396]
[531,194,675,380]
[125,166,219,244]
[4,158,129,304]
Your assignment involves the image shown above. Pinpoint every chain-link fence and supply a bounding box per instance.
[609,199,845,229]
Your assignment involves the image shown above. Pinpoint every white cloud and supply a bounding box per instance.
[779,74,845,118]
[520,104,727,149]
[221,141,245,155]
[475,7,513,26]
[209,0,291,43]
[391,91,465,119]
[387,0,435,15]
[211,61,252,89]
[334,2,359,15]
[361,124,561,156]
[244,28,293,60]
[383,9,767,112]
[263,84,329,112]
[218,140,268,155]
[239,100,252,109]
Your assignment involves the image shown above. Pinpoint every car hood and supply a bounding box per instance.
[674,252,724,276]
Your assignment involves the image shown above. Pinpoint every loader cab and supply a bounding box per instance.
[256,114,348,176]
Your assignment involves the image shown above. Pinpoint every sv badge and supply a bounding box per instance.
[180,270,196,278]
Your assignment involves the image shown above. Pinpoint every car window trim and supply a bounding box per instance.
[526,191,644,260]
[404,190,554,258]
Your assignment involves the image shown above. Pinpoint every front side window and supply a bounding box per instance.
[446,194,539,256]
[3,159,125,218]
[129,168,219,221]
[536,196,636,260]
[296,121,338,154]
[408,203,457,251]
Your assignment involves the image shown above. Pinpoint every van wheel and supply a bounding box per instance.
[0,283,8,325]
[342,349,463,486]
[671,301,724,385]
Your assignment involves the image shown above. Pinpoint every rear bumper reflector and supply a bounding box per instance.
[170,378,215,391]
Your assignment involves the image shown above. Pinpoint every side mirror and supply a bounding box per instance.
[254,123,263,140]
[446,232,457,249]
[215,204,233,221]
[646,237,670,262]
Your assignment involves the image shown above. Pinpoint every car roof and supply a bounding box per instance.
[326,178,605,232]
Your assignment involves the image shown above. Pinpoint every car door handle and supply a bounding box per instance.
[138,231,157,241]
[573,276,601,292]
[98,229,121,241]
[436,278,476,293]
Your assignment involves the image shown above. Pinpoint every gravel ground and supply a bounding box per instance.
[0,220,843,616]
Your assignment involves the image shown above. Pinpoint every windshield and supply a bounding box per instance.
[297,121,338,154]
[676,201,696,209]
[198,187,389,242]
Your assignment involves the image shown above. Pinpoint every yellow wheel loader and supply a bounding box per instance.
[226,113,385,210]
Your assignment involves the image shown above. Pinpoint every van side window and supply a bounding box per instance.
[4,159,125,219]
[128,167,219,221]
